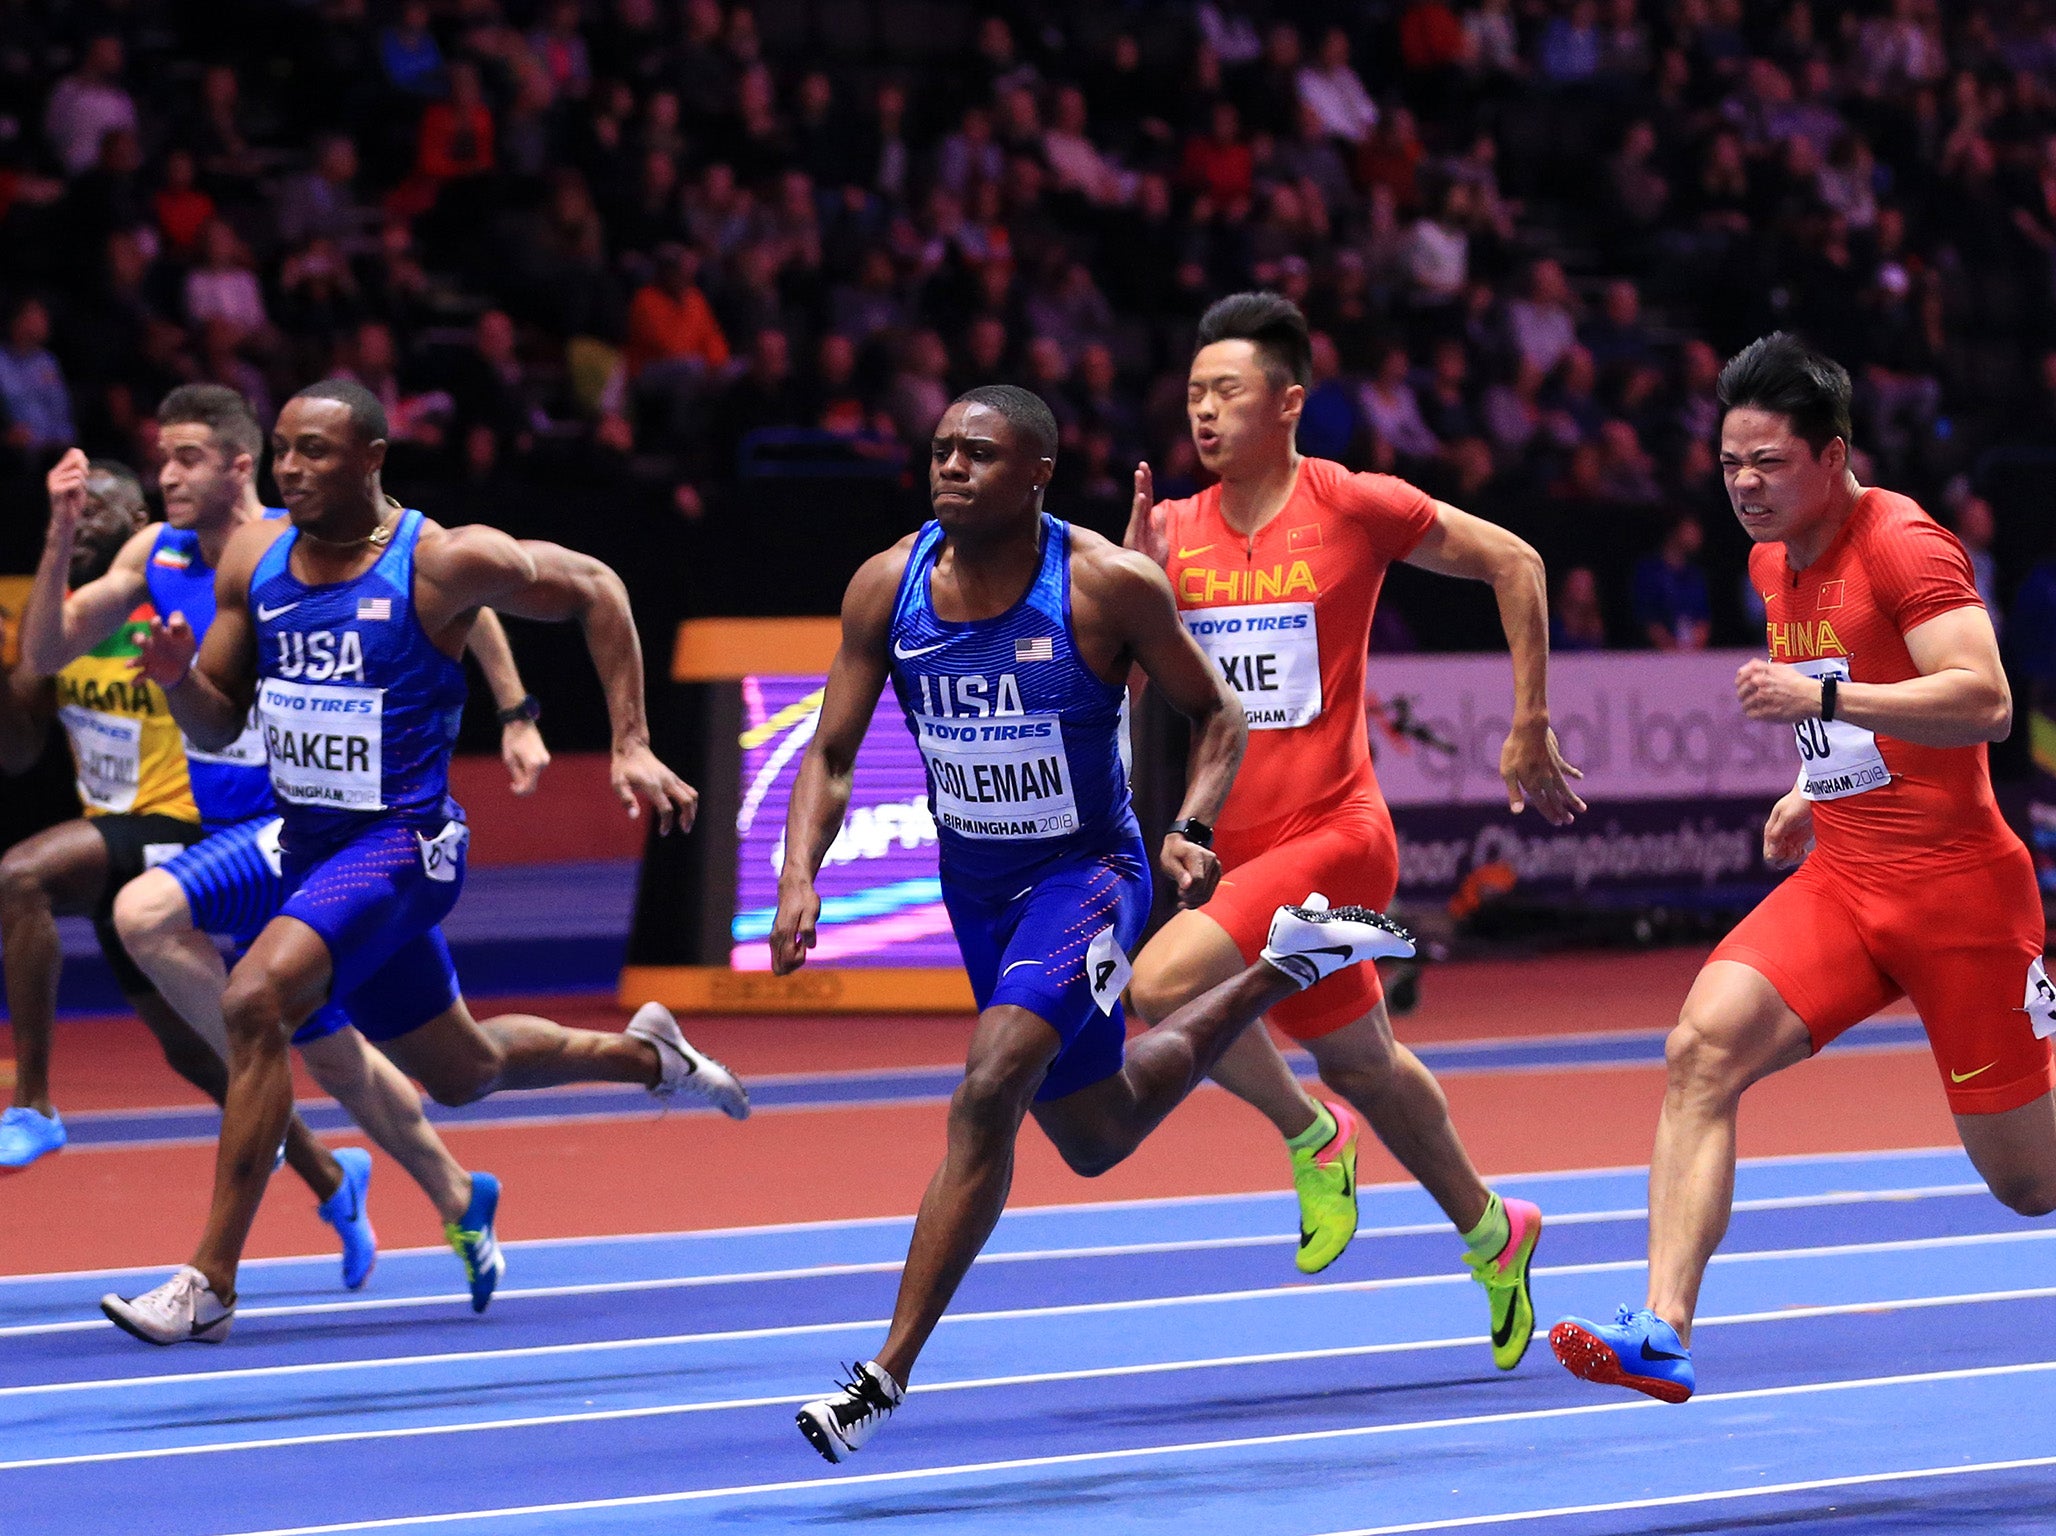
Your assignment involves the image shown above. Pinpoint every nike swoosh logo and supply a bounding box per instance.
[893,637,955,660]
[1951,1063,1997,1084]
[1176,545,1215,558]
[1492,1303,1520,1350]
[1305,944,1353,962]
[1001,960,1041,975]
[1639,1339,1689,1362]
[256,601,299,621]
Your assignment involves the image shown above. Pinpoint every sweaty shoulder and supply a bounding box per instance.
[1303,457,1436,559]
[1851,488,1982,633]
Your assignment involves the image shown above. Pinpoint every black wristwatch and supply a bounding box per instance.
[1168,816,1214,849]
[1819,675,1838,724]
[496,693,541,726]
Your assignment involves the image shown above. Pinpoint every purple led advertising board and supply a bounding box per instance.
[730,673,957,970]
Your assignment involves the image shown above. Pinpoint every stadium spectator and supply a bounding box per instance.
[1632,515,1713,652]
[182,220,269,342]
[1551,567,1610,652]
[43,35,136,179]
[0,297,75,458]
[1297,27,1378,146]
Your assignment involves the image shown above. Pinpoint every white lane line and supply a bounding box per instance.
[1309,1454,2056,1535]
[0,1182,1994,1340]
[6,1283,2051,1474]
[0,1144,1975,1289]
[205,1359,2056,1536]
[8,1274,2047,1431]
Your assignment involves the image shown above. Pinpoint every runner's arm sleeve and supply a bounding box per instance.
[1340,470,1439,561]
[1869,514,1986,633]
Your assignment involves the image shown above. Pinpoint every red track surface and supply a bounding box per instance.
[0,949,1961,1277]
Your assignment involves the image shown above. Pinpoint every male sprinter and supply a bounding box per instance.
[773,387,1414,1462]
[1123,293,1585,1369]
[101,380,746,1343]
[0,462,349,1193]
[27,388,542,1300]
[1551,333,2053,1402]
[0,462,364,1269]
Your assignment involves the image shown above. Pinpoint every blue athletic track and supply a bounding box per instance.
[4,1146,2052,1535]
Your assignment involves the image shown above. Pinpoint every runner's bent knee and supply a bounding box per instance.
[112,868,191,946]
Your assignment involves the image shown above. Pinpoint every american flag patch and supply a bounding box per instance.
[357,597,392,621]
[1015,636,1054,662]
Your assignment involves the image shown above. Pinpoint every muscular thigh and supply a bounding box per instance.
[1868,846,2054,1118]
[1207,804,1400,1043]
[1,818,113,913]
[1709,862,1900,1053]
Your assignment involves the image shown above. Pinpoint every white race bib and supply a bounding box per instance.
[59,705,142,813]
[417,818,469,882]
[258,677,385,810]
[1790,657,1890,802]
[1183,601,1322,730]
[914,713,1078,840]
[184,706,267,767]
[1087,925,1131,1016]
[2027,957,2056,1041]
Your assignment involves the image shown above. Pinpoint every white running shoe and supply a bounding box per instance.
[625,1002,750,1119]
[100,1266,234,1345]
[797,1360,905,1463]
[1260,893,1416,990]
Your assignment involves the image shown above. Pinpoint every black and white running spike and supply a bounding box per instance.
[1260,892,1417,990]
[797,1360,904,1463]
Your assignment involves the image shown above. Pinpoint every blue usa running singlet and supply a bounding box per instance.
[888,514,1137,896]
[146,517,279,828]
[248,508,468,852]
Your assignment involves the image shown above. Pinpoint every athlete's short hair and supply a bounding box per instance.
[157,383,263,461]
[1715,332,1853,456]
[289,377,390,444]
[1194,291,1313,390]
[951,384,1059,461]
[84,459,148,525]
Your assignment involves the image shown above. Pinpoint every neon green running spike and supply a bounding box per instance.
[1289,1100,1361,1275]
[1468,1196,1543,1369]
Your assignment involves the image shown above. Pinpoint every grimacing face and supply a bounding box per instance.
[928,401,1049,539]
[1718,404,1846,548]
[156,421,249,531]
[1187,339,1302,476]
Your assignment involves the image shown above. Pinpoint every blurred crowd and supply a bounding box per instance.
[3,0,2056,669]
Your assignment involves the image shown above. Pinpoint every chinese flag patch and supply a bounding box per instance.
[1817,580,1845,611]
[1287,524,1323,553]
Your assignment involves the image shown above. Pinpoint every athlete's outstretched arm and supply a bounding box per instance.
[769,550,903,973]
[133,520,269,749]
[1405,503,1586,825]
[464,607,551,795]
[420,524,695,831]
[1095,546,1246,908]
[1736,605,2012,748]
[20,450,153,676]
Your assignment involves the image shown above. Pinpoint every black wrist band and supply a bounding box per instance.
[1168,816,1213,849]
[1819,675,1837,724]
[496,693,541,726]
